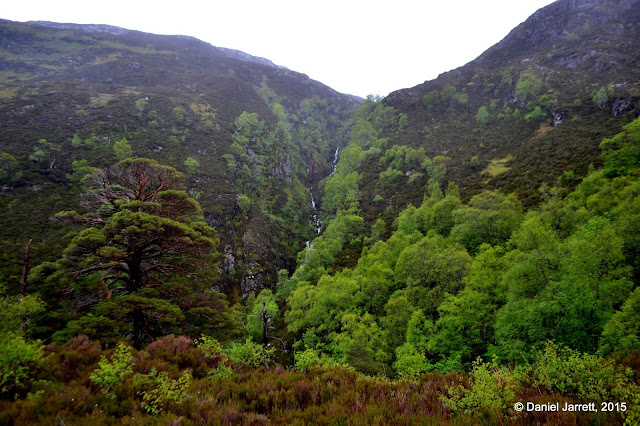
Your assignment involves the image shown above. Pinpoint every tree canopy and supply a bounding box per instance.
[32,158,233,347]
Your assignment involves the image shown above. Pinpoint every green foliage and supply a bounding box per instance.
[600,287,640,355]
[294,348,344,372]
[0,153,21,184]
[228,338,275,368]
[89,343,133,399]
[66,159,98,182]
[295,348,320,372]
[70,133,83,147]
[450,191,523,252]
[112,137,132,161]
[0,334,45,396]
[423,90,440,109]
[172,106,185,121]
[135,368,192,414]
[398,113,408,131]
[33,158,226,347]
[441,84,458,102]
[515,69,543,103]
[135,98,148,117]
[393,343,429,377]
[475,106,490,126]
[379,167,404,184]
[183,156,200,174]
[246,289,279,342]
[524,106,546,121]
[593,86,614,110]
[599,116,640,177]
[236,194,251,214]
[333,312,389,375]
[0,286,45,336]
[514,341,640,423]
[442,357,515,415]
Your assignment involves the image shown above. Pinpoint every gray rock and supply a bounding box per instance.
[612,98,634,116]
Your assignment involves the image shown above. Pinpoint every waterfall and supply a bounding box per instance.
[306,147,339,237]
[310,193,321,235]
[330,147,340,176]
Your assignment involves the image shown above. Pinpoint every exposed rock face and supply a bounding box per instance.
[240,274,264,298]
[612,98,635,116]
[475,0,640,68]
[553,109,569,126]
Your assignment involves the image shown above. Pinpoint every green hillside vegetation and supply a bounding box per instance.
[2,0,640,423]
[0,115,640,424]
[0,20,357,303]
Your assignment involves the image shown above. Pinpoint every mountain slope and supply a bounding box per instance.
[0,19,359,299]
[373,0,640,212]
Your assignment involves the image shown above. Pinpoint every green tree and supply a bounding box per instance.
[441,84,458,103]
[422,90,440,109]
[246,289,279,343]
[450,191,523,252]
[113,137,133,161]
[0,283,45,398]
[592,86,614,110]
[599,287,640,355]
[183,156,200,174]
[393,343,429,377]
[380,295,415,354]
[0,153,22,184]
[475,106,490,126]
[515,70,543,103]
[334,312,389,375]
[599,116,640,177]
[135,98,148,118]
[396,235,471,315]
[172,106,185,121]
[525,106,546,121]
[33,159,224,347]
[66,159,98,183]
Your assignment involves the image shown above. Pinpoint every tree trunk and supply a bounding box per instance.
[132,307,146,349]
[261,299,269,345]
[128,251,145,348]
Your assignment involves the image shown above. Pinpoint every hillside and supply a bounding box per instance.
[368,0,640,214]
[2,1,640,424]
[0,19,360,301]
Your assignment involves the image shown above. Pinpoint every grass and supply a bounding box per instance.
[482,154,514,177]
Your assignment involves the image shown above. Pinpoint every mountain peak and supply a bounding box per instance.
[475,0,640,67]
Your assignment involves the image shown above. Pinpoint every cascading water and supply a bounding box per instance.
[306,146,340,240]
[302,146,342,269]
[309,190,322,235]
[330,147,340,176]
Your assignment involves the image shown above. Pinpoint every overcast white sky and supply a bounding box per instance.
[3,0,556,97]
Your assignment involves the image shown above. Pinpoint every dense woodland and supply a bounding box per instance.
[2,0,640,424]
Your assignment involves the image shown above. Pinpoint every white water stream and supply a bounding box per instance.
[305,146,341,247]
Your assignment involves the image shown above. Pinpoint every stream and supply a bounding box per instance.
[304,146,341,249]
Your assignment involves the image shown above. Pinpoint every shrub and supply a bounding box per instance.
[89,343,133,399]
[0,334,45,398]
[525,106,546,121]
[184,156,200,174]
[134,368,192,414]
[379,167,404,184]
[228,338,275,368]
[237,194,252,214]
[295,349,320,372]
[520,341,635,401]
[441,357,515,415]
[393,343,429,378]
